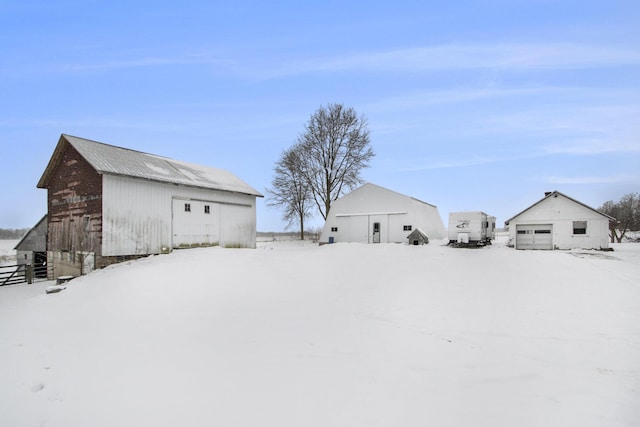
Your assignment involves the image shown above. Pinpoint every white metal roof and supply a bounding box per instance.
[38,135,263,197]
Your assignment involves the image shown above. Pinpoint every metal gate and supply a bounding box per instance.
[0,264,48,286]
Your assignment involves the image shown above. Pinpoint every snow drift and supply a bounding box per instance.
[1,239,639,427]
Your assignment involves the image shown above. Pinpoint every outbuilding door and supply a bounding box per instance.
[516,224,553,250]
[372,222,381,243]
[172,198,221,248]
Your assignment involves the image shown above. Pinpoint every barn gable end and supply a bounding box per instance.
[38,134,262,280]
[38,138,103,278]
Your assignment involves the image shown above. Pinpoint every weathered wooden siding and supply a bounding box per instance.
[45,142,102,277]
[102,174,257,255]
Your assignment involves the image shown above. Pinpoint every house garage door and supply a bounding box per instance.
[516,224,553,250]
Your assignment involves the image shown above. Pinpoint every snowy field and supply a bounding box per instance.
[1,239,639,427]
[0,239,18,266]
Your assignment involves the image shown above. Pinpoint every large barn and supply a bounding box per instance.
[37,135,263,279]
[319,183,446,244]
[505,191,614,250]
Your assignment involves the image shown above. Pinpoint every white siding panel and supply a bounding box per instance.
[102,175,257,256]
[219,203,255,248]
[349,216,369,243]
[102,176,171,256]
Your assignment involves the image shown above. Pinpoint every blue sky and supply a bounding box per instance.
[1,0,639,231]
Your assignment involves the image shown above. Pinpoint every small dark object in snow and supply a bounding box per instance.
[56,275,74,285]
[46,285,66,294]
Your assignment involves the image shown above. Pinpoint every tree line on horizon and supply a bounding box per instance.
[0,228,29,240]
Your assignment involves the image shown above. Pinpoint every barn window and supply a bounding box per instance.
[403,225,412,231]
[331,227,338,232]
[573,221,587,235]
[185,203,191,212]
[204,205,210,214]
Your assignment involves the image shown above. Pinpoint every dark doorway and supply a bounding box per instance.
[373,222,381,243]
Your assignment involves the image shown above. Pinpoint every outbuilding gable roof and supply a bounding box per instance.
[346,183,439,209]
[406,228,429,241]
[14,214,47,251]
[504,191,614,225]
[37,135,263,197]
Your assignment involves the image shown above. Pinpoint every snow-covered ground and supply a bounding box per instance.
[1,239,639,427]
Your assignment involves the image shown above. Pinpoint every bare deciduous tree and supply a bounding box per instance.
[266,146,313,239]
[599,192,640,243]
[296,103,374,220]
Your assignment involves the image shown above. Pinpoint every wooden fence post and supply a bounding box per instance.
[27,264,33,284]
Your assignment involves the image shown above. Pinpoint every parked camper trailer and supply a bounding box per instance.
[448,211,496,246]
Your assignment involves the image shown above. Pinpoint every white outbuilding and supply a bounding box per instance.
[505,191,614,250]
[319,183,446,244]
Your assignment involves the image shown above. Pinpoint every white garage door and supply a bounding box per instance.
[516,224,553,250]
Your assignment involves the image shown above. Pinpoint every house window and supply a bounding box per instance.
[331,227,338,232]
[573,221,587,235]
[403,225,412,231]
[204,205,210,214]
[185,203,191,212]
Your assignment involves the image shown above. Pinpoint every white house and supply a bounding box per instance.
[319,183,446,244]
[37,134,263,279]
[504,191,614,250]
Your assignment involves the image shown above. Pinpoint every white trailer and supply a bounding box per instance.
[448,211,496,246]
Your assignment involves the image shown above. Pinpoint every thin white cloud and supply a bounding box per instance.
[543,174,637,185]
[397,152,548,172]
[60,55,230,72]
[259,42,640,78]
[474,103,640,137]
[543,139,640,155]
[27,42,639,78]
[364,86,552,113]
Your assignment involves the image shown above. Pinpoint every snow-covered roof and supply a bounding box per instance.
[406,227,429,240]
[38,135,263,197]
[504,190,614,225]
